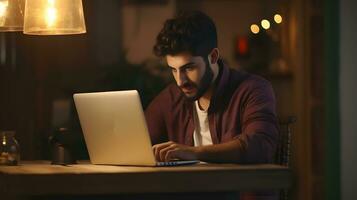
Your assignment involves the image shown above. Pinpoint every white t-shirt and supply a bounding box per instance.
[193,101,213,146]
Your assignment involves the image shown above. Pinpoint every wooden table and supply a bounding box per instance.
[0,161,292,199]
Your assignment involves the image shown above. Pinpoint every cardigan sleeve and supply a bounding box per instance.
[237,78,279,163]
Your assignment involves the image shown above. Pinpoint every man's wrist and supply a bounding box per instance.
[193,146,205,160]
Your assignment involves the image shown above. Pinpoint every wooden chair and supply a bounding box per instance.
[275,116,296,166]
[275,116,297,200]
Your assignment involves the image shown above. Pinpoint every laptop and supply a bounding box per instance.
[73,90,199,166]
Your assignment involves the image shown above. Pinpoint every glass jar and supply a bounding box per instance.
[0,131,20,165]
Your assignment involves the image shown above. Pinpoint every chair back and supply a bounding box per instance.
[274,116,296,167]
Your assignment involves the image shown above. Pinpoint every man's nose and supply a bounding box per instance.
[176,71,187,86]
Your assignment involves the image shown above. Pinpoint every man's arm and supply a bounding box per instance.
[153,79,278,163]
[152,140,244,163]
[238,80,278,163]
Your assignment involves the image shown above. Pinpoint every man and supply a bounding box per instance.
[145,11,278,164]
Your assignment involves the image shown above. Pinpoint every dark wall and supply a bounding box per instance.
[0,0,168,160]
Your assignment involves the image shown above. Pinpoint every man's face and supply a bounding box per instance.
[166,52,214,101]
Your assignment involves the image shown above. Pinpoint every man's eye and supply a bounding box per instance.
[185,66,195,71]
[171,68,177,73]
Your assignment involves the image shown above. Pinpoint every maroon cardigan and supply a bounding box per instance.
[145,61,278,163]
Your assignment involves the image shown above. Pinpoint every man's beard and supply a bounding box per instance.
[180,58,214,101]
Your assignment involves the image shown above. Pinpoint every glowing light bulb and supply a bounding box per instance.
[45,0,57,27]
[250,24,260,34]
[0,0,9,26]
[261,19,270,30]
[48,0,55,5]
[274,14,283,24]
[0,1,8,18]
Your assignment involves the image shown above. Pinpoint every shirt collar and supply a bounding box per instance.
[208,59,231,113]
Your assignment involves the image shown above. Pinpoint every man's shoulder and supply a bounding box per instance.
[230,69,272,91]
[225,69,274,102]
[244,73,271,88]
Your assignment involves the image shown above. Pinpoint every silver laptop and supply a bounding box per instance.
[73,90,199,166]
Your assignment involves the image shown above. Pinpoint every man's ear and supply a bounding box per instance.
[208,48,220,64]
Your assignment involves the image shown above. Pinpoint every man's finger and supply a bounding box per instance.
[152,141,175,161]
[159,144,176,161]
[165,149,178,161]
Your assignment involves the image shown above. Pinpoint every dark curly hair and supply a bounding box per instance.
[153,11,217,57]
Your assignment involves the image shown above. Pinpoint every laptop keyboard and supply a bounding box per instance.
[156,160,199,166]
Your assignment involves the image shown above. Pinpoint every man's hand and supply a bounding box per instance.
[152,141,199,162]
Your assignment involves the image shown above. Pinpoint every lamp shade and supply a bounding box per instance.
[23,0,86,35]
[0,0,24,32]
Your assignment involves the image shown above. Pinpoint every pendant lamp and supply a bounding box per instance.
[23,0,86,35]
[0,0,24,32]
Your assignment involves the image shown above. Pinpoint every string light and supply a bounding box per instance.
[261,19,270,30]
[274,14,283,24]
[250,24,260,34]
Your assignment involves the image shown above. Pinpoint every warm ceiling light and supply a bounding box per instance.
[0,0,25,32]
[274,14,283,24]
[250,24,260,34]
[261,19,270,30]
[23,0,86,35]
